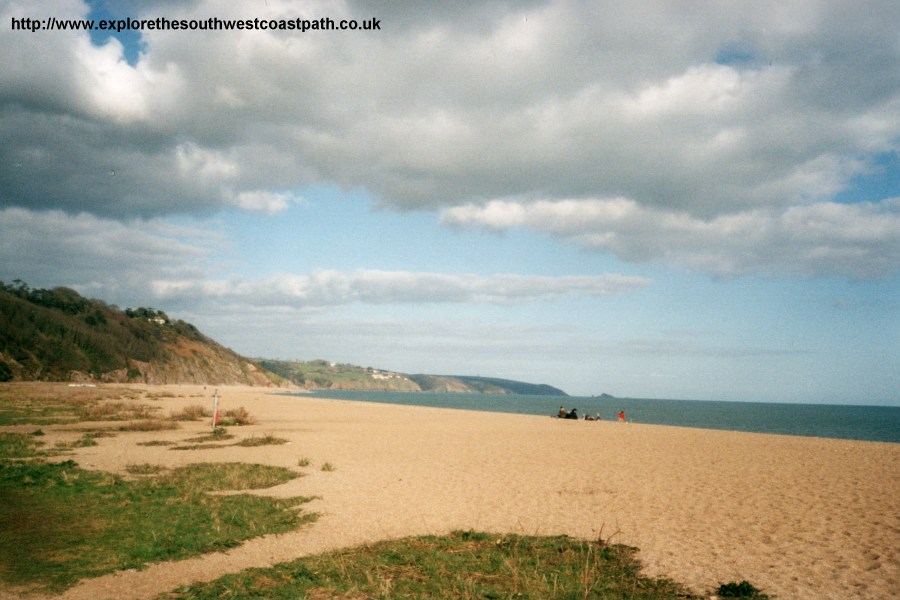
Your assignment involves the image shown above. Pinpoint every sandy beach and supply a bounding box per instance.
[5,384,899,600]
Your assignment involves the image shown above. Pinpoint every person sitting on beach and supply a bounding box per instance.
[617,410,626,422]
[558,406,567,418]
[565,408,579,419]
[594,412,602,421]
[584,413,595,421]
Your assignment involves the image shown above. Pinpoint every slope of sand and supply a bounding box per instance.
[5,385,898,600]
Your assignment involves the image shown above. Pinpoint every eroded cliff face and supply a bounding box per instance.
[97,339,285,387]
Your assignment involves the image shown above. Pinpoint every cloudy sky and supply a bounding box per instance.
[2,0,898,404]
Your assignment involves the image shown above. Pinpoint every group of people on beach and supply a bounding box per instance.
[557,407,627,422]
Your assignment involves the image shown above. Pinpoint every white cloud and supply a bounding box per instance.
[1,0,898,277]
[0,207,218,302]
[442,197,900,278]
[150,270,652,308]
[232,191,303,214]
[2,0,898,213]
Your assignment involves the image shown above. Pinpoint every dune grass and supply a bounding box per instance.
[162,530,701,599]
[0,433,316,594]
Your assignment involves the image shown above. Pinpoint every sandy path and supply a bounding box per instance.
[4,385,898,599]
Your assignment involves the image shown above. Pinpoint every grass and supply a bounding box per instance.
[0,431,43,458]
[219,406,254,426]
[125,463,167,475]
[237,434,288,447]
[163,530,700,599]
[170,404,212,421]
[170,432,286,451]
[183,432,236,443]
[320,462,336,472]
[0,383,140,426]
[0,432,317,594]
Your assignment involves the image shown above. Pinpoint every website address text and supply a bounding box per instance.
[10,16,381,33]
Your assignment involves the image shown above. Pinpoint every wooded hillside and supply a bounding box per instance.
[0,281,281,386]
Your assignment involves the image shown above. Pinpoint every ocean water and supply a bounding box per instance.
[305,390,900,444]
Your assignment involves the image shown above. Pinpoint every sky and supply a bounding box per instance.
[1,0,898,404]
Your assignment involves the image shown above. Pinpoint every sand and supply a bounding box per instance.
[3,384,898,599]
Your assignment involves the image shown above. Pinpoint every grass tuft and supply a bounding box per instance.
[237,434,288,447]
[219,406,254,426]
[170,404,212,421]
[168,531,707,599]
[118,419,179,432]
[125,463,166,475]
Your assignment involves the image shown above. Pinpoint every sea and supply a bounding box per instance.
[305,390,900,444]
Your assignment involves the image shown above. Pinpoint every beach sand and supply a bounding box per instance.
[5,384,898,599]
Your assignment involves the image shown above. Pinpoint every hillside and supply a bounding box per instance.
[258,359,568,396]
[0,281,282,386]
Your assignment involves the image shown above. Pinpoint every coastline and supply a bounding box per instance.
[303,389,900,443]
[6,384,897,600]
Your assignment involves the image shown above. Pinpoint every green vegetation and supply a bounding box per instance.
[170,404,211,421]
[163,531,697,599]
[0,433,316,594]
[220,406,254,426]
[237,434,288,447]
[172,432,287,451]
[258,358,420,391]
[125,463,167,475]
[0,280,281,385]
[0,382,145,426]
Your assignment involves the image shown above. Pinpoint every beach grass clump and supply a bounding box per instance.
[118,419,179,432]
[125,463,166,475]
[320,462,336,472]
[236,434,288,447]
[169,404,211,421]
[0,382,142,426]
[219,406,254,426]
[0,431,43,457]
[0,437,316,594]
[166,530,696,599]
[183,430,236,443]
[80,400,156,421]
[53,434,99,450]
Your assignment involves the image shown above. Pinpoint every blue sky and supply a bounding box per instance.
[1,0,898,403]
